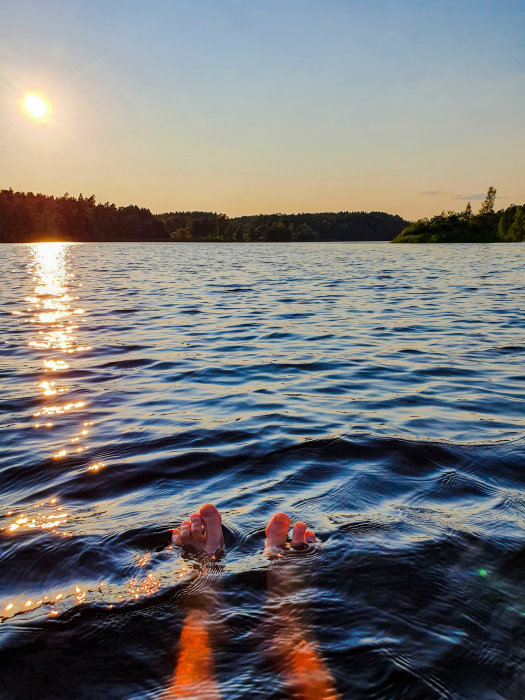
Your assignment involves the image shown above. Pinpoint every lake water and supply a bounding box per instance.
[1,241,525,699]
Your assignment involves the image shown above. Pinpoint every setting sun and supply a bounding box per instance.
[22,94,49,120]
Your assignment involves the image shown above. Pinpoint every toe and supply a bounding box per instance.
[180,521,192,546]
[305,529,316,542]
[265,512,291,550]
[190,514,204,547]
[291,521,307,546]
[172,528,181,546]
[200,503,220,519]
[200,503,224,554]
[266,512,291,536]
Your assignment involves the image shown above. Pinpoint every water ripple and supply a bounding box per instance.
[0,242,524,698]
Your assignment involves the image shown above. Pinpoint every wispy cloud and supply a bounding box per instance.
[453,193,486,200]
[420,191,503,201]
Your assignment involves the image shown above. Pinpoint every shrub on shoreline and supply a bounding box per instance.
[393,187,524,243]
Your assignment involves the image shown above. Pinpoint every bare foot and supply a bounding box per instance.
[172,503,224,555]
[265,512,316,556]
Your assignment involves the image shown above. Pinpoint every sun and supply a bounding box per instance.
[22,93,50,120]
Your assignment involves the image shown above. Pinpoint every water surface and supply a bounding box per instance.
[1,242,525,699]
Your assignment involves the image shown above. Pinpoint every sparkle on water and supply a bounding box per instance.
[1,241,524,699]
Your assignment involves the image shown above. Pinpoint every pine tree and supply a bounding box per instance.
[479,186,496,215]
[460,201,472,221]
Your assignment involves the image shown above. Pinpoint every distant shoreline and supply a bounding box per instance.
[3,187,523,244]
[0,189,407,244]
[3,239,522,245]
[2,239,399,244]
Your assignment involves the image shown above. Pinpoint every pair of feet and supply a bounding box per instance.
[172,504,316,556]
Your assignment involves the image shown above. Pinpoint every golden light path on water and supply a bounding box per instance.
[26,243,94,462]
[1,243,182,622]
[2,244,99,618]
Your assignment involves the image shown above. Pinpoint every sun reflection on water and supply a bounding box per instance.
[0,244,115,622]
[128,573,161,599]
[27,242,89,355]
[2,499,70,535]
[1,547,189,621]
[22,243,99,471]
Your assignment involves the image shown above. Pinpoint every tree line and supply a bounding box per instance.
[0,190,165,243]
[0,188,408,243]
[393,187,525,243]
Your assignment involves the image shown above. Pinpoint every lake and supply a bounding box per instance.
[1,241,525,699]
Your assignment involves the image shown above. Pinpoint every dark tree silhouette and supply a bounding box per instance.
[479,186,497,215]
[393,187,523,243]
[0,189,409,243]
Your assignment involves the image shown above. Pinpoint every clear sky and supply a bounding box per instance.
[1,0,524,220]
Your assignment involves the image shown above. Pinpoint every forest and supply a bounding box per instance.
[393,187,525,243]
[0,189,407,243]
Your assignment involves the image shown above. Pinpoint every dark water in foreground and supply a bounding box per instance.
[1,242,525,699]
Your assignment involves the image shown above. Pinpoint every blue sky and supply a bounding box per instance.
[1,0,524,218]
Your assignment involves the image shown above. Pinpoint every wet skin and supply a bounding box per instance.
[172,503,224,555]
[265,511,316,556]
[172,505,316,556]
[170,505,338,699]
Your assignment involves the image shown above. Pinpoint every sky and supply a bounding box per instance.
[1,0,524,220]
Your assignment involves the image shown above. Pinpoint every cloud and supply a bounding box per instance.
[420,190,505,201]
[452,193,486,200]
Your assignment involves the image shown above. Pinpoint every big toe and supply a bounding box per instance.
[266,512,291,549]
[200,503,224,554]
